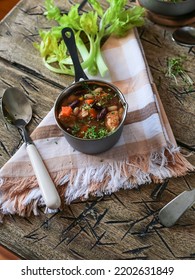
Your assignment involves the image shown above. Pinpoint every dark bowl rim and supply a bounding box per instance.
[139,0,194,3]
[138,0,195,16]
[54,79,128,142]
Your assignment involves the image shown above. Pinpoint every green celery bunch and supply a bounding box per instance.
[34,0,145,77]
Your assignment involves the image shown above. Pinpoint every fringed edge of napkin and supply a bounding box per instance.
[0,144,194,221]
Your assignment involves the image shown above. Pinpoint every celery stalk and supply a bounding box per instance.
[34,0,145,77]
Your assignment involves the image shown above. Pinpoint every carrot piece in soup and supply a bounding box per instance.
[85,99,94,105]
[78,125,88,137]
[60,106,72,117]
[89,108,97,119]
[80,125,88,132]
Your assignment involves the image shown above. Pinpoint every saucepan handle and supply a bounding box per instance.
[62,27,88,82]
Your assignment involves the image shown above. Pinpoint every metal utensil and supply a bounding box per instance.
[1,87,61,209]
[172,26,195,47]
[158,189,195,227]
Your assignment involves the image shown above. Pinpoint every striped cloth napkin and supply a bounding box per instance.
[0,29,194,219]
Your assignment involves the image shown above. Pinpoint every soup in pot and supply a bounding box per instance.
[57,82,125,139]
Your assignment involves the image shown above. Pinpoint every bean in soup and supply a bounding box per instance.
[57,83,125,139]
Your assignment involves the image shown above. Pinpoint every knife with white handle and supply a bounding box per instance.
[158,189,195,227]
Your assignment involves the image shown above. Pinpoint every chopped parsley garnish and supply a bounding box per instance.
[97,128,109,138]
[72,124,80,135]
[84,126,109,139]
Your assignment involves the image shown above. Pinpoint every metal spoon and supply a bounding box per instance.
[1,87,61,209]
[158,189,195,227]
[172,26,195,47]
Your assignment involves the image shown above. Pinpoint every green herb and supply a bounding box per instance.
[166,56,193,88]
[84,126,97,139]
[82,82,94,95]
[4,116,13,125]
[72,124,80,135]
[82,104,91,110]
[84,126,109,139]
[97,128,109,138]
[34,0,145,77]
[98,92,112,106]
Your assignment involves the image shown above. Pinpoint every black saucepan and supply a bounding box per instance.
[54,27,128,154]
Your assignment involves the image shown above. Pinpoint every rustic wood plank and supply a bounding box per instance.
[0,0,194,147]
[139,22,195,149]
[0,0,74,88]
[0,165,194,260]
[0,58,64,167]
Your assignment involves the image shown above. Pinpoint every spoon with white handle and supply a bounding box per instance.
[158,189,195,227]
[1,87,61,209]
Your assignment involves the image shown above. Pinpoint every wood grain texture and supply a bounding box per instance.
[0,0,22,260]
[139,24,195,149]
[0,170,194,260]
[0,0,194,260]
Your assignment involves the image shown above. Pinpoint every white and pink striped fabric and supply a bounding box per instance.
[0,29,193,218]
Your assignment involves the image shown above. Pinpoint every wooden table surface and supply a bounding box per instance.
[0,0,194,260]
